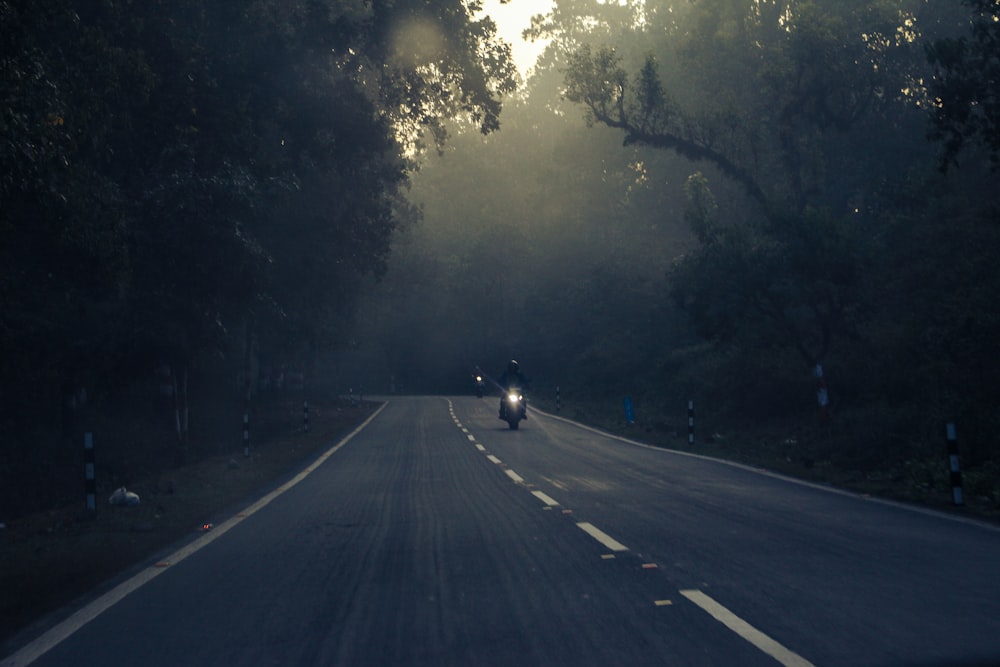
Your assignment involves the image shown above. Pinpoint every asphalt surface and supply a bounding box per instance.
[5,396,1000,666]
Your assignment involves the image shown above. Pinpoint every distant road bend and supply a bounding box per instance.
[5,396,1000,667]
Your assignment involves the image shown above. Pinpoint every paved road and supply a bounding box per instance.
[5,396,1000,666]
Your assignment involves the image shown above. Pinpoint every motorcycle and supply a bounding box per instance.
[499,385,526,430]
[474,374,485,398]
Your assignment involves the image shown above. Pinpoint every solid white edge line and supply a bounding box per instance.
[1,402,390,667]
[531,407,1000,532]
[576,522,629,552]
[680,590,815,667]
[531,490,560,506]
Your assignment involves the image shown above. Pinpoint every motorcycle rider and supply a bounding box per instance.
[498,359,529,419]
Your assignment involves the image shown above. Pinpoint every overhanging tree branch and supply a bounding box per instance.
[564,45,768,208]
[616,123,768,208]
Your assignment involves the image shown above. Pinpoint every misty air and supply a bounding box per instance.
[2,1,1000,666]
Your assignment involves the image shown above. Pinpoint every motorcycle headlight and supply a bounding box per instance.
[508,393,520,403]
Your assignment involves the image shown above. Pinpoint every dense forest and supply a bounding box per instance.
[3,0,999,517]
[0,0,516,516]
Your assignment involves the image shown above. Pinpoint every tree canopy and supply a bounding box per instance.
[5,0,1000,517]
[342,0,1000,497]
[0,0,517,403]
[926,0,1000,169]
[0,0,518,515]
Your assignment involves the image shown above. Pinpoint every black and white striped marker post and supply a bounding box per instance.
[84,432,96,513]
[946,422,963,506]
[556,386,561,412]
[303,400,310,432]
[688,400,695,445]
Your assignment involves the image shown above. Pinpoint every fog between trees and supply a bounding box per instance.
[3,0,1000,516]
[343,0,1000,500]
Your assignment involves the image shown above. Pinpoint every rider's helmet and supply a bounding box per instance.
[507,359,519,374]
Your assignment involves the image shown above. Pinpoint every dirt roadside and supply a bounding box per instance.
[0,398,380,649]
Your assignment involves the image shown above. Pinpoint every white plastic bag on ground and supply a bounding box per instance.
[109,486,140,506]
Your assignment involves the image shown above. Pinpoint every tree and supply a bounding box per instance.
[0,0,135,420]
[0,0,521,509]
[670,175,869,368]
[0,0,520,387]
[558,0,934,213]
[550,0,953,377]
[926,0,1000,169]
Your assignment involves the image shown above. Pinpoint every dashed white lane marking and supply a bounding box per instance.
[531,490,560,506]
[576,522,629,552]
[455,400,814,666]
[1,402,389,667]
[505,470,525,484]
[680,590,815,667]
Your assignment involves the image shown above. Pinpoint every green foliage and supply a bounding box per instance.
[671,173,871,367]
[513,0,1000,493]
[551,1,972,374]
[6,0,1000,517]
[682,172,720,244]
[563,44,629,127]
[0,0,516,369]
[0,0,519,502]
[562,40,768,204]
[926,0,1000,169]
[323,0,1000,509]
